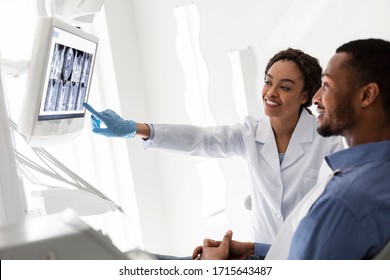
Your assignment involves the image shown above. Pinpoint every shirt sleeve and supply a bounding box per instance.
[254,242,271,258]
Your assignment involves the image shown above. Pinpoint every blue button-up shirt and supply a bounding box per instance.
[288,140,390,259]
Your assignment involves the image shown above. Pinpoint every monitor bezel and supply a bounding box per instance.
[18,17,98,146]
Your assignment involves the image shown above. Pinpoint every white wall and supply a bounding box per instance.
[102,0,390,256]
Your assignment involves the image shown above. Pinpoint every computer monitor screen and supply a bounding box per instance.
[40,33,94,120]
[18,17,98,146]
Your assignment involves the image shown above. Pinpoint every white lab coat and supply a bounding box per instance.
[265,159,335,259]
[145,109,344,243]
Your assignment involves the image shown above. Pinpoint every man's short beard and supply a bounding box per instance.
[317,125,342,137]
[317,95,355,137]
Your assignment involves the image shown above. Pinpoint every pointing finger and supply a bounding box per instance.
[83,102,104,120]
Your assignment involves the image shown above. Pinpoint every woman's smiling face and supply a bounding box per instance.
[262,60,308,119]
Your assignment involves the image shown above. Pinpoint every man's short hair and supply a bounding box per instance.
[336,38,390,119]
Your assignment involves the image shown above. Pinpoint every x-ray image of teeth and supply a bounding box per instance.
[80,53,92,85]
[55,80,71,111]
[49,44,65,80]
[71,51,84,83]
[44,78,61,111]
[75,84,87,110]
[66,82,79,111]
[44,43,93,113]
[62,47,74,81]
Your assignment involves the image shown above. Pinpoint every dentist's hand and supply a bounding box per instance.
[83,102,137,138]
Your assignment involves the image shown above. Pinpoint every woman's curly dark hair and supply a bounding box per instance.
[265,48,322,110]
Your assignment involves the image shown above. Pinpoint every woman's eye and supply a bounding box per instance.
[281,86,290,91]
[264,80,271,86]
[321,82,328,89]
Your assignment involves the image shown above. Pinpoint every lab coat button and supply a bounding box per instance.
[276,214,281,219]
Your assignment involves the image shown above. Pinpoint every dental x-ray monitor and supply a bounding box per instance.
[18,17,98,146]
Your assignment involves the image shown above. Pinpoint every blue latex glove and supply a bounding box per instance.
[83,102,136,138]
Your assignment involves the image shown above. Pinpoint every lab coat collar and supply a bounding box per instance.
[255,109,315,171]
[292,109,315,143]
[282,109,315,169]
[254,109,314,144]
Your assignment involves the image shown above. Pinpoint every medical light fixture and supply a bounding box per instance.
[36,0,105,26]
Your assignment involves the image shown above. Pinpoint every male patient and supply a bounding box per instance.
[193,38,390,260]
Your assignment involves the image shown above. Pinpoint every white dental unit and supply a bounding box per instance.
[0,0,141,260]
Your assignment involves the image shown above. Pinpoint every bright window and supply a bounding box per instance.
[174,3,228,225]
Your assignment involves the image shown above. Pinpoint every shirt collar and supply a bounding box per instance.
[326,140,390,172]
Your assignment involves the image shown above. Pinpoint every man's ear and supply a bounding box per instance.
[361,82,380,108]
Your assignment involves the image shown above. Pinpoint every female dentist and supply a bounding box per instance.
[83,48,344,245]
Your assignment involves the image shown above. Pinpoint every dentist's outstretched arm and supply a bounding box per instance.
[83,102,150,139]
